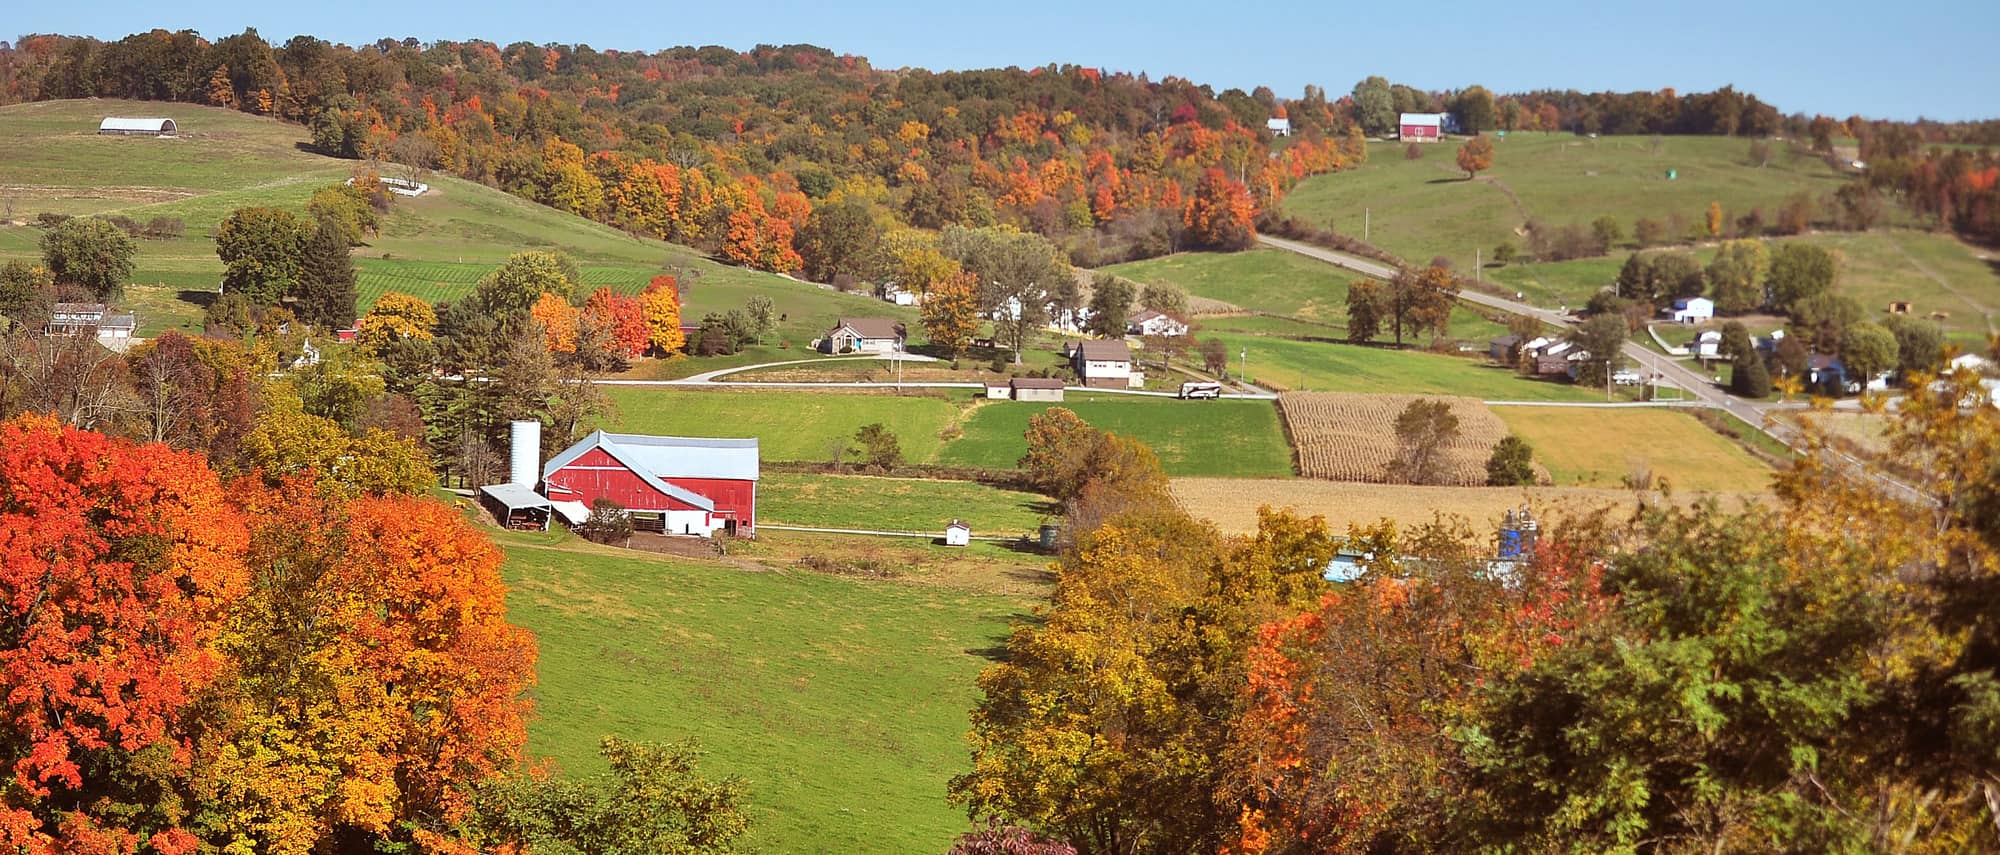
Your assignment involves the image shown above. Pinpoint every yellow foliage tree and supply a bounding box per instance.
[1706,201,1724,237]
[638,275,685,356]
[920,270,980,360]
[355,292,436,350]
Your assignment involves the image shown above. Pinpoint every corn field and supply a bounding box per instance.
[1278,392,1514,486]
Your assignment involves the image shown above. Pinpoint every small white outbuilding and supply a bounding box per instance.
[944,520,971,547]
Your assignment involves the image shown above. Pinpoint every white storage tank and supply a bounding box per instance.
[510,421,541,487]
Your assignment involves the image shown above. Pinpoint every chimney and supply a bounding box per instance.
[510,420,541,488]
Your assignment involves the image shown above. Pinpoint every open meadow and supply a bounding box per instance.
[1206,334,1597,400]
[0,99,891,344]
[1492,405,1776,493]
[757,472,1055,534]
[497,532,1026,853]
[1281,134,1851,265]
[600,387,1296,477]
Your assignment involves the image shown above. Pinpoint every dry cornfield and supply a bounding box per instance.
[1170,477,1767,536]
[1278,392,1530,486]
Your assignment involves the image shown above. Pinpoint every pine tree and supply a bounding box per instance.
[1732,353,1771,398]
[296,218,358,330]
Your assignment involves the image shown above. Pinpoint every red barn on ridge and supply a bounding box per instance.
[541,431,758,537]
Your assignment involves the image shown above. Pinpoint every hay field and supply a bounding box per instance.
[1171,477,1765,535]
[1280,392,1517,485]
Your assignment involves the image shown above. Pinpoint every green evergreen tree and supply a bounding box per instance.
[295,218,358,330]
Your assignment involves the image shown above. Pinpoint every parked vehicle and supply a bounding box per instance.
[1179,381,1223,399]
[1612,369,1644,386]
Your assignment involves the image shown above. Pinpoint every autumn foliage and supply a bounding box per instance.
[1184,168,1257,250]
[638,275,686,356]
[0,415,535,853]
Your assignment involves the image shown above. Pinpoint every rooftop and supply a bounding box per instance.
[1010,377,1065,389]
[1072,339,1132,362]
[834,317,906,340]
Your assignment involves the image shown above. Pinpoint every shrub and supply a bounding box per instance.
[1485,434,1537,486]
[576,498,634,544]
[143,216,185,239]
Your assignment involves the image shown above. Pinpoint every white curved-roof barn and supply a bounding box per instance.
[99,117,176,134]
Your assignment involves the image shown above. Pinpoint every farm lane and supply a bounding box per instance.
[1262,233,1932,504]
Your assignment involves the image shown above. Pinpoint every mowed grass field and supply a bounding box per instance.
[1487,229,2000,343]
[1208,334,1597,401]
[0,99,885,343]
[1492,406,1775,493]
[1282,134,1850,265]
[499,535,1023,853]
[600,388,1296,477]
[757,473,1055,534]
[1102,248,1508,340]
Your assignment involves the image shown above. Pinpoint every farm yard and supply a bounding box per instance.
[1279,392,1520,485]
[497,532,1024,854]
[1169,477,1768,536]
[1492,406,1776,493]
[602,388,1296,478]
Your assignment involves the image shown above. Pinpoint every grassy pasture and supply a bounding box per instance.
[1207,334,1598,401]
[757,473,1054,534]
[599,388,1294,477]
[1492,406,1775,493]
[1283,134,1850,264]
[498,534,1022,854]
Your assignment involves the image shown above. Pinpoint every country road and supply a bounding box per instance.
[1258,233,1932,505]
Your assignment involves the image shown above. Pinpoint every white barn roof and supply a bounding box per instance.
[99,117,176,133]
[544,431,761,484]
[1399,112,1445,127]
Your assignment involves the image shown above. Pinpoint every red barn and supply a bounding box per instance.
[541,431,758,537]
[1399,112,1444,142]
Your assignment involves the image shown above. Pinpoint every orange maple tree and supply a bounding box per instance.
[583,286,649,359]
[0,415,250,850]
[1184,168,1257,250]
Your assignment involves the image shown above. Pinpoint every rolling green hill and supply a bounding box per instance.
[0,99,895,343]
[1282,134,1853,265]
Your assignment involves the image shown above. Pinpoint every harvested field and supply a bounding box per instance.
[1171,477,1767,535]
[1279,392,1522,485]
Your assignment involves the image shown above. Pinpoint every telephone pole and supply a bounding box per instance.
[1363,208,1370,243]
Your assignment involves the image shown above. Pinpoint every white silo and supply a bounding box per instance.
[509,420,541,488]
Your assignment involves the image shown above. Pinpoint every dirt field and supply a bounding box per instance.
[1279,392,1518,485]
[1171,477,1767,535]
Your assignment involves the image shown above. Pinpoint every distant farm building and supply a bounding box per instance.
[820,317,906,354]
[98,117,176,135]
[944,520,971,547]
[1489,334,1522,365]
[1266,117,1292,137]
[1066,339,1142,389]
[542,430,759,537]
[45,302,137,352]
[1009,376,1066,402]
[1128,309,1189,337]
[1399,112,1444,142]
[1695,329,1724,358]
[1669,297,1715,324]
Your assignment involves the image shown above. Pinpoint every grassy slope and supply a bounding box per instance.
[1488,229,2000,342]
[500,534,1021,854]
[600,388,1295,477]
[0,99,894,344]
[1283,134,1849,264]
[1493,406,1774,492]
[1102,248,1507,339]
[757,473,1056,533]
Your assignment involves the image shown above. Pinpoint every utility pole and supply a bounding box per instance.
[1475,248,1481,283]
[1363,208,1370,243]
[1240,347,1249,386]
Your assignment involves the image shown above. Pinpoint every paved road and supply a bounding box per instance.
[1260,234,1932,504]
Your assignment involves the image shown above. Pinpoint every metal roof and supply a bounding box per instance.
[1073,339,1132,362]
[543,430,759,504]
[99,117,175,133]
[480,482,553,510]
[1010,377,1065,389]
[1399,112,1445,127]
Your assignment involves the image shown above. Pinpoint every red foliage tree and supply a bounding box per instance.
[583,286,649,359]
[1184,168,1257,250]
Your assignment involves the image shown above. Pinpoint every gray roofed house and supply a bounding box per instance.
[1067,339,1141,389]
[821,317,907,354]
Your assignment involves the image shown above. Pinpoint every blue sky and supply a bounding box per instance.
[15,0,1999,121]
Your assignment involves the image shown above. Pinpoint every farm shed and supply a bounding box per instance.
[1694,330,1723,358]
[1066,339,1142,389]
[1399,112,1444,141]
[479,483,553,531]
[1010,377,1066,402]
[1129,308,1189,337]
[944,520,971,547]
[99,117,176,135]
[1266,117,1291,137]
[542,431,759,537]
[1489,335,1521,365]
[984,382,1010,400]
[821,317,906,354]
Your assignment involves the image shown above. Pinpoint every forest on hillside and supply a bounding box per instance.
[14,28,1993,277]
